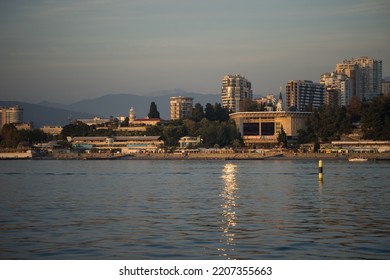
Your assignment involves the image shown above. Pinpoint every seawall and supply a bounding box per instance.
[0,151,33,159]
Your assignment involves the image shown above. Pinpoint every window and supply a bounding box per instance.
[261,122,275,136]
[243,123,259,136]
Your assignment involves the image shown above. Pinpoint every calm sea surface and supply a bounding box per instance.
[0,159,389,259]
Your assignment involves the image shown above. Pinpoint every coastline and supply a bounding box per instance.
[26,151,390,161]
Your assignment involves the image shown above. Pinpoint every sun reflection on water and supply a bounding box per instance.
[218,163,239,259]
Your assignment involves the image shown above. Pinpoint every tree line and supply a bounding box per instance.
[1,96,389,149]
[0,125,52,149]
[58,102,241,149]
[297,95,390,145]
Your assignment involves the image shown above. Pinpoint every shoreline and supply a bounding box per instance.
[25,151,390,161]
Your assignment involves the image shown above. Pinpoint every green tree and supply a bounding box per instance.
[195,119,240,148]
[183,119,199,136]
[0,124,21,148]
[241,98,260,111]
[277,126,288,148]
[192,103,204,122]
[144,115,240,148]
[161,121,187,147]
[231,139,242,149]
[61,122,94,137]
[297,105,352,144]
[346,95,364,123]
[226,119,240,144]
[120,117,129,127]
[20,129,50,145]
[361,95,390,140]
[215,123,227,146]
[148,102,160,119]
[146,123,163,136]
[204,103,216,121]
[196,119,213,146]
[314,141,320,152]
[214,103,229,121]
[203,121,218,146]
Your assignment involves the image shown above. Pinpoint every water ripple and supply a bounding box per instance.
[0,160,389,259]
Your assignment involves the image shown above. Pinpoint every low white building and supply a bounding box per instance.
[68,136,164,154]
[178,136,202,148]
[41,126,63,135]
[329,141,390,153]
[76,117,110,126]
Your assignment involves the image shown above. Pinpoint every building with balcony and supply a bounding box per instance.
[1,105,23,129]
[221,74,253,113]
[336,61,359,98]
[285,80,325,111]
[170,96,193,120]
[320,72,351,107]
[336,57,382,100]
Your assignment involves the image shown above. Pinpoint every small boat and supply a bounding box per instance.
[348,157,368,162]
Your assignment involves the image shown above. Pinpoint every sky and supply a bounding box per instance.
[1,0,389,103]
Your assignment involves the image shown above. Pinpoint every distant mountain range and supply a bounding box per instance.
[0,101,97,128]
[38,90,221,121]
[1,90,221,128]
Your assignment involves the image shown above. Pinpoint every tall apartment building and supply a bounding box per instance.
[170,96,193,120]
[335,61,358,98]
[285,80,325,111]
[221,74,253,113]
[320,72,351,107]
[336,56,382,100]
[1,105,23,129]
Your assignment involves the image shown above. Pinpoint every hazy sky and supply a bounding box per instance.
[1,0,389,103]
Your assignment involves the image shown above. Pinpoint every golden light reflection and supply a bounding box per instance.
[219,163,239,259]
[318,180,323,194]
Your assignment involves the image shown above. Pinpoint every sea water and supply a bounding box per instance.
[0,159,389,259]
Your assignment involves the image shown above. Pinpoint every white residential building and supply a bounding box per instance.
[320,72,352,106]
[170,96,194,120]
[221,74,253,113]
[336,56,382,100]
